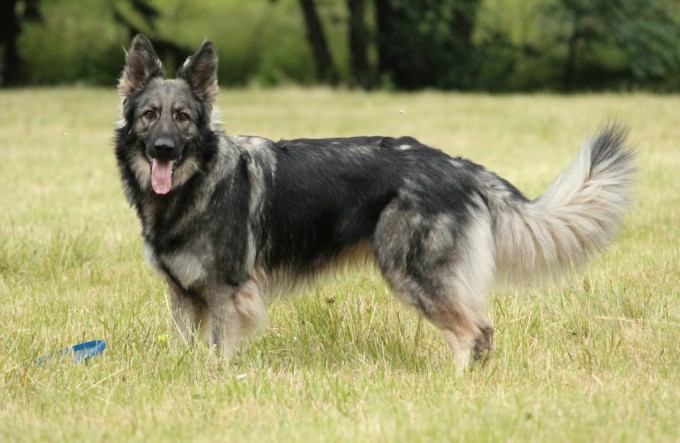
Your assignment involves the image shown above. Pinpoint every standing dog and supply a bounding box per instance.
[115,35,635,372]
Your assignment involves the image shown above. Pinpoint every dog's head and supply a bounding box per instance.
[117,35,218,195]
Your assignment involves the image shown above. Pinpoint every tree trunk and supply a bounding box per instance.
[0,0,21,86]
[563,29,579,92]
[374,0,394,79]
[298,0,339,85]
[346,0,371,88]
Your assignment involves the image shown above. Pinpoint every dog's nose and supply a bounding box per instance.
[154,137,176,154]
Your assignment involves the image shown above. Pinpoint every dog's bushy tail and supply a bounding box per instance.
[492,124,636,283]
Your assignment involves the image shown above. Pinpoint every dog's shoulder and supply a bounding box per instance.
[231,135,276,151]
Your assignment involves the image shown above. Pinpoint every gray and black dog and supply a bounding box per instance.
[115,35,635,372]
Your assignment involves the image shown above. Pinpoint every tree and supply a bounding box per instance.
[113,0,188,74]
[374,0,482,90]
[546,0,680,91]
[298,0,339,85]
[347,0,372,88]
[0,0,41,87]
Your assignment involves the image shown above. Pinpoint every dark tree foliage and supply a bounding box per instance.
[0,0,41,86]
[113,0,189,74]
[547,0,680,91]
[3,0,680,91]
[375,0,481,90]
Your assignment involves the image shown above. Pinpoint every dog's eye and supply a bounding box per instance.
[143,110,155,120]
[176,112,189,122]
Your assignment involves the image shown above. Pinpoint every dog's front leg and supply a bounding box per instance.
[169,281,209,345]
[206,280,267,360]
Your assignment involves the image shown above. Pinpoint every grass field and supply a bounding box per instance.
[1,88,679,442]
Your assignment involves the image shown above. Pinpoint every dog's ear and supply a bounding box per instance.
[119,34,165,98]
[177,41,219,107]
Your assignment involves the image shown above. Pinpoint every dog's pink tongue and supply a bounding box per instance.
[151,158,173,194]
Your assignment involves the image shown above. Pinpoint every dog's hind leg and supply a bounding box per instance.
[399,285,493,374]
[436,308,494,373]
[373,198,495,374]
[438,211,496,369]
[204,280,267,361]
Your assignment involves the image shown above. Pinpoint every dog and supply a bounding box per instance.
[115,35,635,372]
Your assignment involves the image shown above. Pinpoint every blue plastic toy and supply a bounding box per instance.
[36,340,106,365]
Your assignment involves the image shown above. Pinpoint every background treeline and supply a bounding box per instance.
[2,0,680,91]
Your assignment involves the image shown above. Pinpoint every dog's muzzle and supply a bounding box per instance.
[148,137,182,195]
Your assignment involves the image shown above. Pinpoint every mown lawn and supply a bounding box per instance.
[0,88,678,442]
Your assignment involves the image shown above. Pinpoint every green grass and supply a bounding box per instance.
[1,88,679,442]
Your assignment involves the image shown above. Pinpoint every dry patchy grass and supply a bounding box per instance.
[0,87,679,442]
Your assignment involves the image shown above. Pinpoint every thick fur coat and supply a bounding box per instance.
[115,35,636,372]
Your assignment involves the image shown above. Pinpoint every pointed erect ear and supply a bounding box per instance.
[177,41,219,106]
[119,34,165,98]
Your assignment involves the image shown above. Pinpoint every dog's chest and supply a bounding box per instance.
[144,241,211,290]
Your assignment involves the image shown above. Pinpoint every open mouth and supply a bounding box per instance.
[147,155,181,195]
